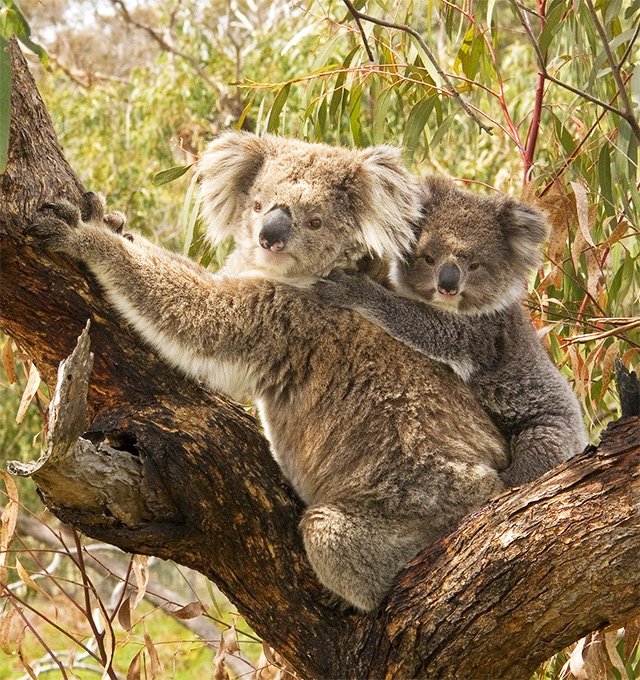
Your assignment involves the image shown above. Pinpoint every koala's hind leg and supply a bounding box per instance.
[301,504,423,612]
[500,424,586,487]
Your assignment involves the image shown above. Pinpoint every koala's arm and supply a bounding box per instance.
[24,201,270,387]
[314,270,495,381]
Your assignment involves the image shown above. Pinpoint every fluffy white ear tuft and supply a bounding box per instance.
[355,146,421,260]
[198,131,268,245]
[502,200,549,272]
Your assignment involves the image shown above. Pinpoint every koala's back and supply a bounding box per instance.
[215,276,508,533]
[470,304,587,449]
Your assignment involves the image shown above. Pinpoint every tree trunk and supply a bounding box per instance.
[1,39,639,680]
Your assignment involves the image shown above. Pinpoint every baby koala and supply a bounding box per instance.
[315,176,588,487]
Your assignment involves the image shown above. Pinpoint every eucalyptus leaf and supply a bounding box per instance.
[152,165,192,187]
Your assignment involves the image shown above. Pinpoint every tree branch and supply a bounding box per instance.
[109,0,223,95]
[2,38,640,679]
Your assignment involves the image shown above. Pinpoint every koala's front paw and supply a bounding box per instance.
[24,201,83,253]
[314,270,377,309]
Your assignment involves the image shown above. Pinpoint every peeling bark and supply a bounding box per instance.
[2,39,639,680]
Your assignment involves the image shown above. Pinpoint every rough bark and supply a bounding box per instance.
[1,39,639,680]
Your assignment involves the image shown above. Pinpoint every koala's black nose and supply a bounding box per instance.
[437,265,460,295]
[259,206,291,252]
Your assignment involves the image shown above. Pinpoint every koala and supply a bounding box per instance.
[25,133,509,611]
[315,176,588,488]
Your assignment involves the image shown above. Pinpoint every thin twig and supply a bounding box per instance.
[508,0,639,130]
[584,0,640,141]
[341,1,493,134]
[73,529,118,680]
[540,70,635,197]
[110,0,223,94]
[620,18,640,65]
[48,54,131,87]
[564,319,640,345]
[342,0,375,62]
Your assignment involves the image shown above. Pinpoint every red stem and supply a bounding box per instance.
[523,70,546,182]
[523,0,547,185]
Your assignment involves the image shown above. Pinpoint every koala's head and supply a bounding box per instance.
[198,132,421,281]
[391,176,548,315]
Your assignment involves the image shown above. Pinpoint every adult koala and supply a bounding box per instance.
[25,132,507,611]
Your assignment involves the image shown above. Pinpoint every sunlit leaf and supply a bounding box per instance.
[266,83,291,134]
[403,95,436,164]
[16,362,40,424]
[1,336,16,384]
[152,164,191,187]
[539,1,566,55]
[171,601,207,619]
[372,85,394,145]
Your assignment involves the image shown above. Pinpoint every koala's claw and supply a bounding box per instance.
[314,269,371,308]
[24,200,81,252]
[37,201,81,227]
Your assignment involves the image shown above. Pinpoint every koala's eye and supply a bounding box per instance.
[253,201,262,212]
[307,217,323,230]
[469,261,481,271]
[423,254,436,266]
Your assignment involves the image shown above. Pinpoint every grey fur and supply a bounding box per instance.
[315,176,588,487]
[24,136,508,611]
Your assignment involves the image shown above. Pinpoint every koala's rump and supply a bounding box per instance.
[251,283,507,523]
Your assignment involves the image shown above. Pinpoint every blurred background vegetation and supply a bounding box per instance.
[1,0,639,677]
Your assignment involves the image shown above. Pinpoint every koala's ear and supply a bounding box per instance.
[198,131,269,245]
[354,146,421,259]
[501,200,549,271]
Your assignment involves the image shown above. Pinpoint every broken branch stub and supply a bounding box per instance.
[7,323,178,526]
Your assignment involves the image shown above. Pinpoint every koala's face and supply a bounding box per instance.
[198,133,421,281]
[232,150,370,279]
[391,177,548,315]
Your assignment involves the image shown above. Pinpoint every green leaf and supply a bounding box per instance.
[454,27,474,77]
[597,143,615,218]
[180,167,202,257]
[429,111,455,150]
[329,69,347,122]
[152,164,191,187]
[605,0,624,27]
[237,91,257,130]
[551,112,576,156]
[487,0,497,28]
[315,96,328,141]
[0,2,48,66]
[266,83,291,134]
[328,46,359,125]
[539,2,565,56]
[403,95,436,165]
[372,85,394,145]
[310,32,346,73]
[349,82,363,146]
